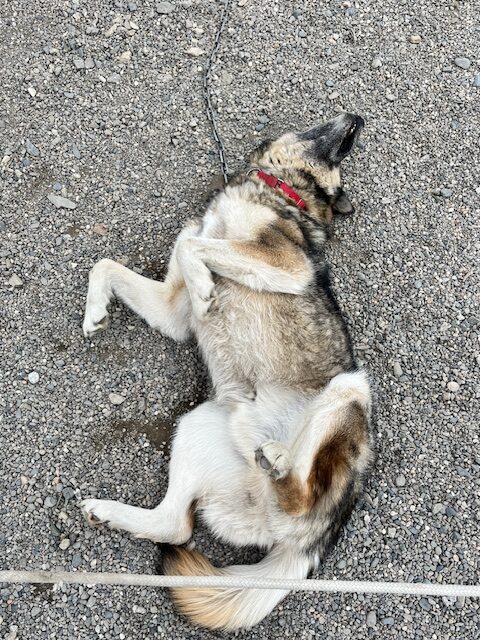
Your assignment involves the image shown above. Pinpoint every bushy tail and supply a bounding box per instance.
[161,544,310,630]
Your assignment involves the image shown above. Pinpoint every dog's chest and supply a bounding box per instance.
[201,191,277,241]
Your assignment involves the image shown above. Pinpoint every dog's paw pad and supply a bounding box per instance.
[255,441,292,480]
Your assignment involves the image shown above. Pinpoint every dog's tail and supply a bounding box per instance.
[161,544,311,630]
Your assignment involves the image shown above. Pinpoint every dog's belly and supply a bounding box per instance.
[194,280,353,395]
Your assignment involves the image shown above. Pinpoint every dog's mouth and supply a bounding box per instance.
[338,116,364,157]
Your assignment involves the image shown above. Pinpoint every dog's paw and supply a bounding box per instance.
[190,282,218,320]
[83,305,109,337]
[80,498,121,529]
[255,441,292,480]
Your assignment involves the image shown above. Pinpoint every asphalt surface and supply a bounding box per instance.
[1,1,479,638]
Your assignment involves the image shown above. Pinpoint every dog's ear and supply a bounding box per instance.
[332,190,355,216]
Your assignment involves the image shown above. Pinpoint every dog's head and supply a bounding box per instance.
[249,113,364,217]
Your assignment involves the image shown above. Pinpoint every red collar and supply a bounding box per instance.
[253,169,308,210]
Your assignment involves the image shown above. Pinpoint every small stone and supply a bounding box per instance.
[386,91,396,101]
[387,527,396,538]
[93,223,108,236]
[72,143,81,159]
[107,73,121,84]
[109,393,125,405]
[298,29,307,38]
[239,0,248,6]
[27,86,37,97]
[186,47,204,57]
[59,538,71,550]
[73,58,85,70]
[441,188,452,198]
[47,194,77,209]
[473,74,480,88]
[156,1,175,14]
[118,51,132,64]
[382,617,395,626]
[53,182,62,191]
[393,361,403,378]
[8,274,24,287]
[328,91,340,100]
[371,56,382,69]
[409,34,422,44]
[395,474,406,488]
[128,1,137,10]
[447,381,459,392]
[419,598,432,611]
[72,553,82,568]
[25,140,40,157]
[62,487,75,501]
[85,57,95,69]
[433,503,445,515]
[30,607,41,618]
[258,115,269,124]
[366,611,377,628]
[44,496,56,508]
[454,57,471,70]
[28,371,40,384]
[325,79,335,87]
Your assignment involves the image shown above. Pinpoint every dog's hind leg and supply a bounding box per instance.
[255,371,372,517]
[81,401,236,543]
[83,224,200,339]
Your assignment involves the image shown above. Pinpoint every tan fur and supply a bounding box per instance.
[273,401,368,517]
[163,547,241,631]
[232,226,308,273]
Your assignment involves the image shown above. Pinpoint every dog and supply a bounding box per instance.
[80,112,373,630]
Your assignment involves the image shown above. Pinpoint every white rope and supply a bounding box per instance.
[1,570,479,598]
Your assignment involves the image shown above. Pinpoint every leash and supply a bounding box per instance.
[203,0,231,183]
[1,570,480,599]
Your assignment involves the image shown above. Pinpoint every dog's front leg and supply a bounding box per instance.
[176,236,313,320]
[83,223,200,339]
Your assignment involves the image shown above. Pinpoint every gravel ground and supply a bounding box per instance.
[1,0,479,638]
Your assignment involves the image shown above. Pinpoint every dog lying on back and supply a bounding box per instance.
[81,112,373,630]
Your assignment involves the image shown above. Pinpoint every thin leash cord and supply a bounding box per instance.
[2,1,479,603]
[1,570,480,598]
[203,0,231,183]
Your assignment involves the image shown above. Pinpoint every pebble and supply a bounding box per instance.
[447,381,459,392]
[107,73,121,84]
[72,553,82,568]
[186,47,204,57]
[25,141,40,157]
[258,114,269,124]
[28,371,40,384]
[419,598,432,611]
[93,223,108,235]
[44,496,56,508]
[473,74,480,87]
[395,474,406,487]
[454,57,471,70]
[440,188,452,198]
[59,538,71,550]
[393,361,403,378]
[30,607,41,618]
[8,274,24,287]
[386,91,396,101]
[72,143,81,159]
[119,51,132,64]
[366,611,377,628]
[371,56,382,69]
[85,57,95,69]
[409,34,422,44]
[47,194,77,209]
[156,1,175,14]
[109,393,126,405]
[73,58,85,70]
